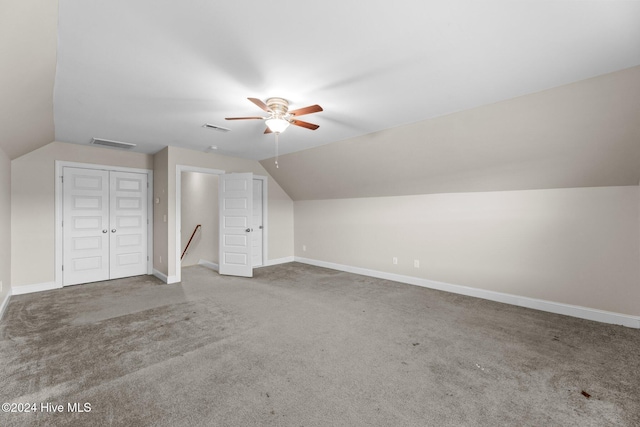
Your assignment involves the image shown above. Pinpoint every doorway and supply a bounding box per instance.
[180,171,219,268]
[175,165,268,283]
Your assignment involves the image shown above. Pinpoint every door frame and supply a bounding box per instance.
[175,165,268,283]
[175,165,224,284]
[252,175,269,267]
[55,161,154,288]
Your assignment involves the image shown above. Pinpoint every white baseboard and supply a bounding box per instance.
[263,256,295,267]
[11,281,61,296]
[197,259,219,271]
[0,289,11,320]
[294,257,640,329]
[152,269,179,284]
[153,269,168,283]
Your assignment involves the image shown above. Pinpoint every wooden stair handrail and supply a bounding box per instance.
[181,224,202,260]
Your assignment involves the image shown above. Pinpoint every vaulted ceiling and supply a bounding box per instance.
[261,66,640,200]
[1,1,639,197]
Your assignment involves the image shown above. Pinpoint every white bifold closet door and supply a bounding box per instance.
[63,167,148,286]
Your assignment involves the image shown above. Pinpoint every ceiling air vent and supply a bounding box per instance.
[90,138,136,149]
[203,123,231,132]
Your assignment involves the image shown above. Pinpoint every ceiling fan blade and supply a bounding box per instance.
[264,127,273,134]
[289,104,323,117]
[248,97,271,112]
[225,116,265,120]
[290,119,319,130]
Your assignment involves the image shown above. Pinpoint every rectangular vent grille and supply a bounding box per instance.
[203,123,231,132]
[91,138,136,149]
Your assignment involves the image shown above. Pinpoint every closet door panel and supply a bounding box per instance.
[62,168,110,286]
[109,171,148,280]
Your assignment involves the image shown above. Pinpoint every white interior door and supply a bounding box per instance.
[219,173,253,277]
[63,167,148,286]
[63,167,110,286]
[252,179,263,267]
[109,171,148,279]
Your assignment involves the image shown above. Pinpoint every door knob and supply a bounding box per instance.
[111,229,117,233]
[102,229,108,233]
[245,228,251,232]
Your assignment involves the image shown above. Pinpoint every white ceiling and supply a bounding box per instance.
[53,1,640,160]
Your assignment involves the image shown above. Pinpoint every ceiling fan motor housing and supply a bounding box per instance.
[266,97,289,117]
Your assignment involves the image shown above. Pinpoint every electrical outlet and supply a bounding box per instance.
[393,257,398,265]
[414,260,420,268]
[303,245,306,252]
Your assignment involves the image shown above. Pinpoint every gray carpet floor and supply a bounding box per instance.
[1,263,639,426]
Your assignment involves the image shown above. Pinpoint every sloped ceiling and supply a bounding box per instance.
[0,0,57,160]
[261,67,640,200]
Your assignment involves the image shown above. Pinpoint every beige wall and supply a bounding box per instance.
[154,146,294,279]
[11,141,154,288]
[294,186,640,316]
[0,147,11,306]
[180,172,218,266]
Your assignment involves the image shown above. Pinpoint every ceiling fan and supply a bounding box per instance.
[226,97,323,134]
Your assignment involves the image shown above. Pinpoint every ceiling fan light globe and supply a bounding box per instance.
[265,118,290,134]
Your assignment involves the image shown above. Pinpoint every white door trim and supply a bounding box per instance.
[55,161,154,288]
[175,165,225,284]
[253,175,268,267]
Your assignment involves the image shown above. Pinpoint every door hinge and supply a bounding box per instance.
[62,220,63,227]
[147,256,149,261]
[62,265,64,271]
[61,176,64,183]
[147,219,149,225]
[147,182,149,188]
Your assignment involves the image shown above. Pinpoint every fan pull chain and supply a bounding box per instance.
[275,133,279,168]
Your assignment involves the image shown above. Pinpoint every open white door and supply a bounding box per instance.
[219,173,253,277]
